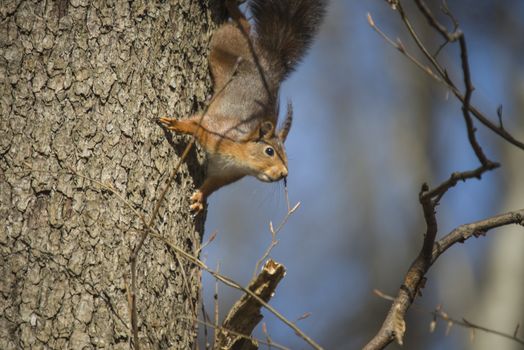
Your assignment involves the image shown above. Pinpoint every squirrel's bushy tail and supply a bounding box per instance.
[250,0,326,83]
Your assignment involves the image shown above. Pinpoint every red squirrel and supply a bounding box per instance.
[160,0,326,213]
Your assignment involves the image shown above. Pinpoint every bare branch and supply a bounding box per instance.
[424,165,498,204]
[215,260,286,349]
[364,209,524,349]
[432,210,524,262]
[414,0,461,42]
[365,6,523,346]
[374,292,524,346]
[369,2,524,150]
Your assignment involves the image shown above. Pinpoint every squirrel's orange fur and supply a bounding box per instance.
[160,0,325,213]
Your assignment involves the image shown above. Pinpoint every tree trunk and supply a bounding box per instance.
[1,1,216,348]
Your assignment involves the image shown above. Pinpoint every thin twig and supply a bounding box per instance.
[124,276,135,349]
[170,242,195,313]
[395,1,447,80]
[201,295,210,350]
[368,5,524,150]
[413,0,461,42]
[184,317,291,350]
[253,185,300,277]
[367,13,445,85]
[457,34,495,168]
[213,262,220,346]
[459,318,523,345]
[373,290,524,346]
[262,322,274,350]
[196,230,218,256]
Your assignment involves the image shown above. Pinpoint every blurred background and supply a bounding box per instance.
[199,1,524,349]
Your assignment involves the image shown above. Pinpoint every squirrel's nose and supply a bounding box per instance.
[280,168,288,178]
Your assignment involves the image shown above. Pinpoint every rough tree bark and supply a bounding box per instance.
[1,1,217,348]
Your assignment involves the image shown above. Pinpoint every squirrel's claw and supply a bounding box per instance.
[190,202,204,214]
[190,190,205,214]
[159,117,178,130]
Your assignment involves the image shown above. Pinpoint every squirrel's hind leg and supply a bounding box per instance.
[190,173,245,213]
[209,1,252,91]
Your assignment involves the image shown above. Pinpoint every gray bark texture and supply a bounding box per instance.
[0,0,217,348]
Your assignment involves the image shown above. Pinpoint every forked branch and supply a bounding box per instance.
[364,1,524,349]
[364,209,524,350]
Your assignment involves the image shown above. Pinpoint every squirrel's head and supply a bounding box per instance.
[243,104,293,182]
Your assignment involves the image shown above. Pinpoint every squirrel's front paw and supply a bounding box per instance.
[190,190,205,214]
[159,117,178,130]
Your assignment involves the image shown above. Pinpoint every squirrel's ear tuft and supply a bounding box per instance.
[259,121,275,139]
[278,101,293,142]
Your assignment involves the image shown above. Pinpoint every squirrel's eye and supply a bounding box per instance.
[265,147,275,156]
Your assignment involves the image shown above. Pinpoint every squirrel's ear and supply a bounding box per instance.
[259,120,275,139]
[278,101,293,142]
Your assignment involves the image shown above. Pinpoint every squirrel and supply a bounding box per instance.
[160,0,326,213]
